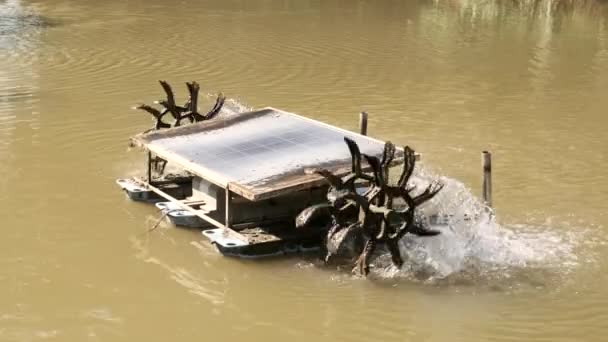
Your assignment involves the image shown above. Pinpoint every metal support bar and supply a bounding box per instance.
[359,111,368,136]
[132,177,247,244]
[225,188,232,230]
[482,151,492,208]
[147,151,152,183]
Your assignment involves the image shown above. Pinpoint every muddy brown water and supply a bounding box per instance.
[1,0,608,340]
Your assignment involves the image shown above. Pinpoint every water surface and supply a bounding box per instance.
[1,0,607,341]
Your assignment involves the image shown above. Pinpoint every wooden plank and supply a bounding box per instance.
[229,157,407,201]
[130,109,270,147]
[229,169,333,201]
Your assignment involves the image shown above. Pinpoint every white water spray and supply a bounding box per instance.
[373,167,582,283]
[206,93,253,117]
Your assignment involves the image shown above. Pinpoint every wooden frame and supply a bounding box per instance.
[131,107,419,202]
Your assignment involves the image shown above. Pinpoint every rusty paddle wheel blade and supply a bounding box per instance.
[296,137,445,276]
[133,80,226,177]
[158,80,187,120]
[204,92,225,120]
[135,80,226,131]
[135,104,171,130]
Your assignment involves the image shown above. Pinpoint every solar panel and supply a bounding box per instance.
[134,107,401,200]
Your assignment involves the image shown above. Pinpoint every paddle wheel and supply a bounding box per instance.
[296,138,444,276]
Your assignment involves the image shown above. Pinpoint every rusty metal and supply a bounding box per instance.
[296,137,444,276]
[134,80,225,178]
[135,80,225,131]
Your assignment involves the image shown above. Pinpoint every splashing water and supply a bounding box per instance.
[206,93,253,117]
[371,166,584,285]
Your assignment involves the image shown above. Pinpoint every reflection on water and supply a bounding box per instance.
[0,0,42,197]
[0,0,53,50]
[0,0,607,341]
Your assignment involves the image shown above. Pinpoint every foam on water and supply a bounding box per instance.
[222,97,254,116]
[371,166,590,284]
[205,93,254,117]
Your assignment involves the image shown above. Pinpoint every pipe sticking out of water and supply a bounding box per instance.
[359,111,368,136]
[482,151,492,208]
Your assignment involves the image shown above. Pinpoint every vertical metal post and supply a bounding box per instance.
[482,151,492,208]
[147,151,152,183]
[225,188,232,230]
[359,111,368,136]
